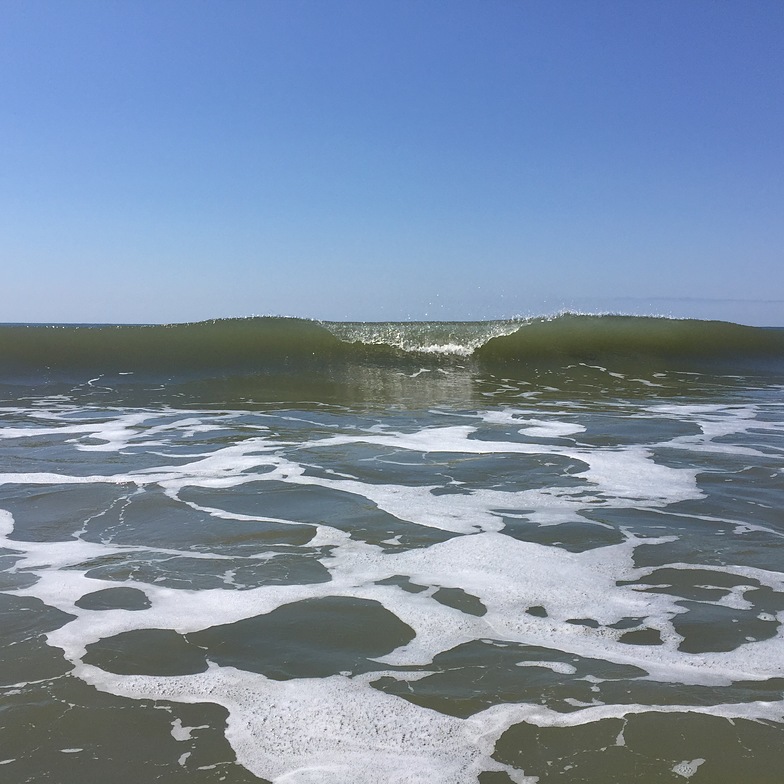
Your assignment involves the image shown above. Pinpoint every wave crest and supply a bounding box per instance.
[1,314,782,376]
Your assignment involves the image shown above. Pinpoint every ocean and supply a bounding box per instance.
[1,313,783,783]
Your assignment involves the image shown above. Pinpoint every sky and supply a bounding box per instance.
[2,0,783,325]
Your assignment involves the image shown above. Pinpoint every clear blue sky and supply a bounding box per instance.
[2,0,783,325]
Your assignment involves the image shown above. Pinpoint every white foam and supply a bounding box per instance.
[4,407,774,691]
[363,533,784,685]
[517,420,586,438]
[171,718,208,741]
[296,420,701,517]
[672,758,706,779]
[646,402,782,457]
[2,401,783,783]
[0,509,13,537]
[78,665,533,784]
[515,661,577,675]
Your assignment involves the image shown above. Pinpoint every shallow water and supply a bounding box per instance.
[1,320,783,782]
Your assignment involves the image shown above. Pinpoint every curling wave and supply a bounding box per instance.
[0,314,782,376]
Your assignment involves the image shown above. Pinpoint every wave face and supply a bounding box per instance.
[2,315,783,377]
[475,314,784,363]
[0,317,346,372]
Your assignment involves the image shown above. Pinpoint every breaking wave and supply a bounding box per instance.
[1,314,782,376]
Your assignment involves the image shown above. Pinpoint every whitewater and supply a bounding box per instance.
[1,313,783,783]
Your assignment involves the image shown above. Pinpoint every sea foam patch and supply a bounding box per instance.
[1,396,782,782]
[79,664,537,784]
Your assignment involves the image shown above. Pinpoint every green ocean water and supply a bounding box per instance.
[0,315,783,782]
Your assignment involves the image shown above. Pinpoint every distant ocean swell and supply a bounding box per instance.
[1,314,783,375]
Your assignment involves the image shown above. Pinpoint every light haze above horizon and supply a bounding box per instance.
[2,1,783,326]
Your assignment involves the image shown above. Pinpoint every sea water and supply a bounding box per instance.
[0,315,782,782]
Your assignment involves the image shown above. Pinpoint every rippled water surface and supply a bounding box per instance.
[1,361,783,782]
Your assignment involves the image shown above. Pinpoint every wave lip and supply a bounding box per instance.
[321,320,524,357]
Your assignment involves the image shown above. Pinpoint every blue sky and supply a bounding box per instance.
[2,0,783,325]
